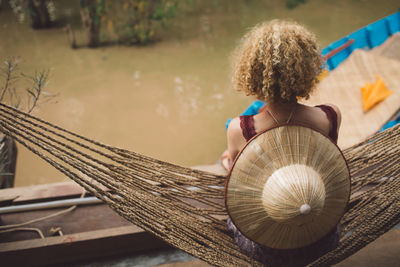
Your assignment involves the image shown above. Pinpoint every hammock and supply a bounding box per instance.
[1,102,400,266]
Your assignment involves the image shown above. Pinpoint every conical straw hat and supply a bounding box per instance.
[225,125,350,249]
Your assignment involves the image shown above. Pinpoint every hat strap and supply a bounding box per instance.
[266,105,296,124]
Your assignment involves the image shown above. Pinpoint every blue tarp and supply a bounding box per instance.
[381,114,400,131]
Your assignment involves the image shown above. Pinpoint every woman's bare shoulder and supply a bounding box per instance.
[227,117,242,139]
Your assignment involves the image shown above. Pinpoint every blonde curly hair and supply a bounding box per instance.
[232,20,323,103]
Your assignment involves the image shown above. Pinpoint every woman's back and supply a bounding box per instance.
[227,103,341,162]
[226,104,344,267]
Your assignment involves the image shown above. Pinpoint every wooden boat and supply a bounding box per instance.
[0,181,168,266]
[0,165,226,266]
[322,8,400,70]
[1,166,400,267]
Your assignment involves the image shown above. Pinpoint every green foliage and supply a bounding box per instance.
[105,0,179,45]
[286,0,307,9]
[80,0,106,25]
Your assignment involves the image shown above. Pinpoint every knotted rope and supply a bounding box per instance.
[0,102,399,266]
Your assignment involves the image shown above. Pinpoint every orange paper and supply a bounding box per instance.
[361,76,392,112]
[318,69,329,82]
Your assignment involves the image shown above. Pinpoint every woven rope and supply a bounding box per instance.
[0,102,399,266]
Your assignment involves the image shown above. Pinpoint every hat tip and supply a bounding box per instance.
[300,204,311,214]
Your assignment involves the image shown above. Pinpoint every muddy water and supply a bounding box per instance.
[0,0,398,186]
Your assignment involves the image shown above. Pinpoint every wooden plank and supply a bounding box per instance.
[0,195,19,207]
[0,181,84,204]
[0,203,133,242]
[0,225,170,266]
[192,163,228,176]
[0,164,227,265]
[0,225,140,252]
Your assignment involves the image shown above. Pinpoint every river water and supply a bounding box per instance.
[0,0,398,186]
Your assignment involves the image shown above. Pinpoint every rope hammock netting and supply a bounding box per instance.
[1,102,400,266]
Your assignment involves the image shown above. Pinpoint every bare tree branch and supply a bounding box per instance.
[0,59,19,103]
[22,69,50,113]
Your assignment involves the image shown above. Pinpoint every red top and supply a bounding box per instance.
[240,104,338,143]
[315,105,338,143]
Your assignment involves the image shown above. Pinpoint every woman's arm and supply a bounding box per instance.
[222,117,247,170]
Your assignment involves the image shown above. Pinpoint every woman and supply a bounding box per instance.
[223,20,342,266]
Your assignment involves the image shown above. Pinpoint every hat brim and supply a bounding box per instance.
[225,124,350,249]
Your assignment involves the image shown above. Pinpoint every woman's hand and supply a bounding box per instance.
[221,149,230,170]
